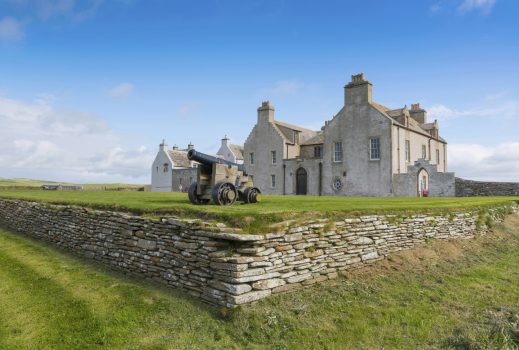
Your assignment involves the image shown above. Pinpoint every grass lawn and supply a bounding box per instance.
[0,178,144,190]
[1,216,519,349]
[0,189,518,231]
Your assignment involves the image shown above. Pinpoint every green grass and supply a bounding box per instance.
[0,178,144,190]
[0,188,518,231]
[1,216,519,349]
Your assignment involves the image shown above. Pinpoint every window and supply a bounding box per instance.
[422,145,427,159]
[271,150,277,164]
[369,138,380,160]
[405,140,410,162]
[156,166,158,173]
[163,163,169,172]
[333,142,343,162]
[314,146,322,158]
[250,152,254,165]
[436,149,440,164]
[271,174,276,188]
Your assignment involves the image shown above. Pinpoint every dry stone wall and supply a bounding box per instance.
[0,198,516,307]
[456,177,519,197]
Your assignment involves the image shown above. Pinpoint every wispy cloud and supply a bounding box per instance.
[0,95,153,183]
[108,82,134,98]
[449,142,519,181]
[8,0,106,22]
[267,80,305,95]
[0,17,24,42]
[428,100,518,122]
[458,0,497,14]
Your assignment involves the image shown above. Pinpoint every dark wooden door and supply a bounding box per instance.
[296,168,307,195]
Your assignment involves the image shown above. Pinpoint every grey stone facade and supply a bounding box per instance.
[244,73,454,197]
[1,198,514,307]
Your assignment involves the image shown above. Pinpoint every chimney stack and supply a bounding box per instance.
[257,101,275,124]
[410,103,427,124]
[160,139,168,151]
[345,73,372,106]
[221,135,229,147]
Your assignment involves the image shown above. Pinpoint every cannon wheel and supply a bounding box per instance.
[212,181,237,206]
[243,187,261,204]
[188,182,209,205]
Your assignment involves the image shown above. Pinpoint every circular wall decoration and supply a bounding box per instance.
[332,177,343,191]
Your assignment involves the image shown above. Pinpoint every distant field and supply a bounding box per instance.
[0,178,144,190]
[0,189,518,231]
[1,216,519,349]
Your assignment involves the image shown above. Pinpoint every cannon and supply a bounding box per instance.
[187,149,261,205]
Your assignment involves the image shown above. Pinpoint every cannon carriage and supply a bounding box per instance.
[187,149,261,205]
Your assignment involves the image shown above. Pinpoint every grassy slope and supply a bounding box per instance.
[0,189,518,230]
[1,216,519,349]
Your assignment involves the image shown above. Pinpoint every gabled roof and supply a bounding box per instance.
[167,149,193,168]
[371,102,444,142]
[229,144,244,160]
[273,120,319,144]
[301,132,324,145]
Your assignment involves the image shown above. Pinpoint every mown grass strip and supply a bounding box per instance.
[0,216,519,349]
[0,189,518,231]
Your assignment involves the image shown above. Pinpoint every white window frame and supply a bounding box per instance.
[271,150,277,164]
[405,140,410,162]
[369,138,380,160]
[333,142,343,162]
[270,174,276,188]
[250,152,254,165]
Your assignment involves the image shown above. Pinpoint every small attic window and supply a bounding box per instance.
[163,163,169,172]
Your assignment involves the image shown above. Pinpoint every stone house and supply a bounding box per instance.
[244,73,455,197]
[151,137,243,192]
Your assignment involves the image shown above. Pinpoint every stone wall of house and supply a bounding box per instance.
[456,178,519,197]
[0,198,516,307]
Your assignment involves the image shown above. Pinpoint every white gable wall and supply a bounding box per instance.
[151,147,173,192]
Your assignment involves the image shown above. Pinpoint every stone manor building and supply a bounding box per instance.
[244,73,455,197]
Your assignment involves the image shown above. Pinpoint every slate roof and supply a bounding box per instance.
[273,120,319,144]
[301,132,324,145]
[167,150,193,168]
[371,102,444,142]
[229,144,244,160]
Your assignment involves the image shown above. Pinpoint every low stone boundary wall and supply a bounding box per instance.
[456,177,519,196]
[0,199,516,307]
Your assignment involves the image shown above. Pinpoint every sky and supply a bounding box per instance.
[0,0,518,184]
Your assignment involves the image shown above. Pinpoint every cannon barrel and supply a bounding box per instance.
[187,149,248,175]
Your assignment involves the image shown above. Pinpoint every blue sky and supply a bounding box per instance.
[0,0,518,183]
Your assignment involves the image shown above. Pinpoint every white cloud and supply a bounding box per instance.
[0,96,153,183]
[0,17,24,41]
[428,101,519,122]
[449,142,519,181]
[458,0,496,14]
[108,83,134,98]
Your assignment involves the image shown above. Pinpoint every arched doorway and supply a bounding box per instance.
[417,168,429,197]
[296,167,308,195]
